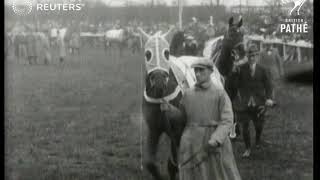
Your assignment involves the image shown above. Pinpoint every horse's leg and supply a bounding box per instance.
[168,135,180,180]
[145,129,163,180]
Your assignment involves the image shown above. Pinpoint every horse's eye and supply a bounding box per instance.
[145,50,152,62]
[163,49,170,60]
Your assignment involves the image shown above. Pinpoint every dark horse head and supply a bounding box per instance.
[169,29,200,57]
[215,16,246,77]
[138,27,184,180]
[169,30,186,57]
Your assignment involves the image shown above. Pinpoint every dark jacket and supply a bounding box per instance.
[184,42,197,56]
[233,62,273,111]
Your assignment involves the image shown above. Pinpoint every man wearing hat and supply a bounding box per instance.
[233,44,275,158]
[161,57,242,179]
[184,35,197,56]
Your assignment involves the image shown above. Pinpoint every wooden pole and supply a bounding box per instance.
[297,47,301,63]
[178,0,183,30]
[283,43,286,61]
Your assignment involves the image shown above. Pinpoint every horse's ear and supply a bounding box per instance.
[161,26,175,40]
[137,27,150,41]
[238,17,243,28]
[228,17,234,26]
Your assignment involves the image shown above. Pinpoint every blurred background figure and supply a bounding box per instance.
[26,27,38,65]
[57,30,66,63]
[259,42,285,81]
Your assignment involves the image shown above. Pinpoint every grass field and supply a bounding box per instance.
[5,47,313,180]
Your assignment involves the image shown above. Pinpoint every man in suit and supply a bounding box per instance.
[233,44,275,158]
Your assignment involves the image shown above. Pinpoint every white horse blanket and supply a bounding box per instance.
[203,35,224,60]
[169,55,224,91]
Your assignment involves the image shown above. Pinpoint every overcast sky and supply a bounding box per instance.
[102,0,268,6]
[6,0,313,7]
[99,0,313,7]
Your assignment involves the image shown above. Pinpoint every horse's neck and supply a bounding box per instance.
[145,70,179,99]
[216,39,233,76]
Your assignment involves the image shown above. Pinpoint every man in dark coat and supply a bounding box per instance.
[184,36,198,56]
[233,44,275,158]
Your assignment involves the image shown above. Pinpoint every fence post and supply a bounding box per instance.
[297,46,301,63]
[283,43,286,61]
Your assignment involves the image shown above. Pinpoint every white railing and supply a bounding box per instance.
[245,35,313,63]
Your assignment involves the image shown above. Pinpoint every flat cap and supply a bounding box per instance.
[191,57,214,69]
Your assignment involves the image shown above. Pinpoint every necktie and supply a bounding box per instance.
[250,65,255,77]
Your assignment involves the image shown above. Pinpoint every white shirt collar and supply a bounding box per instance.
[250,63,256,70]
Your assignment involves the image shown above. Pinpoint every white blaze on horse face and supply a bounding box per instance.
[144,32,170,74]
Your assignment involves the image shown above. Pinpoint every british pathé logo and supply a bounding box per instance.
[280,19,308,33]
[281,0,306,16]
[12,0,33,16]
[279,0,309,33]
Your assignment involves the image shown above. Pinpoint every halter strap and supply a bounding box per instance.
[144,86,182,104]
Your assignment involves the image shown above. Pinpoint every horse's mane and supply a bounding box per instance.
[216,37,233,76]
[145,69,179,99]
[215,24,244,77]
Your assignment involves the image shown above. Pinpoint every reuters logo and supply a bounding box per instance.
[12,0,33,16]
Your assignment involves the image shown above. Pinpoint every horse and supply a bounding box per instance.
[206,17,246,138]
[138,25,225,180]
[138,27,186,180]
[104,28,130,57]
[213,17,246,101]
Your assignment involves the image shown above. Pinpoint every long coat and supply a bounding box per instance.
[232,63,273,111]
[39,33,51,62]
[176,81,241,180]
[26,33,37,57]
[57,36,66,58]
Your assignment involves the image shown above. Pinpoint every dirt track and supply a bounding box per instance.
[5,48,313,180]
